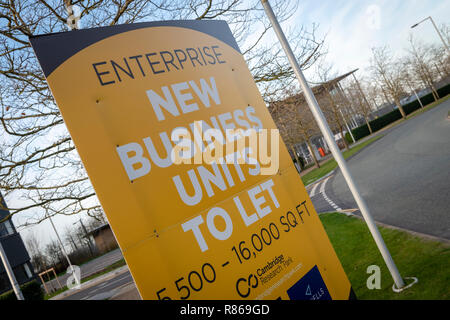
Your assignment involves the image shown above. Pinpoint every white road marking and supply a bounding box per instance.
[319,177,329,194]
[319,177,343,212]
[309,182,320,197]
[88,282,109,294]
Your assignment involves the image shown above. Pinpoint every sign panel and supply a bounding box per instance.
[30,20,352,300]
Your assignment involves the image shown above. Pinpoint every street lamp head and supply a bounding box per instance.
[411,23,419,29]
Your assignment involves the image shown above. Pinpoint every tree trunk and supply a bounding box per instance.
[305,138,320,168]
[325,88,349,151]
[334,107,349,151]
[372,98,379,111]
[290,145,302,173]
[429,82,440,101]
[381,87,391,107]
[339,124,349,151]
[364,115,373,134]
[394,97,406,119]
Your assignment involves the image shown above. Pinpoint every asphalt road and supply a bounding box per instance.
[45,248,124,291]
[311,99,450,240]
[64,270,133,300]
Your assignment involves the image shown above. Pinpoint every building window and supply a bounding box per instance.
[0,224,6,237]
[0,220,14,237]
[4,220,14,235]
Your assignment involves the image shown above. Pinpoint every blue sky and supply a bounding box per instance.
[286,0,450,79]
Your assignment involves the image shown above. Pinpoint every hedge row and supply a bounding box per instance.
[0,280,44,300]
[346,83,450,143]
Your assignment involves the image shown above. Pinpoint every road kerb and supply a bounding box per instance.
[334,211,450,246]
[109,282,141,300]
[305,169,337,190]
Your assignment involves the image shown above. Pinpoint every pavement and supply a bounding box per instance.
[307,99,450,240]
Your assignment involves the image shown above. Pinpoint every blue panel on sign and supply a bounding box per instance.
[287,265,332,300]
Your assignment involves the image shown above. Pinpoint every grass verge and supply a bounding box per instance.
[320,213,450,300]
[44,258,126,300]
[301,135,383,186]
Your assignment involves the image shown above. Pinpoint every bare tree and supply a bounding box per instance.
[63,225,80,252]
[439,23,450,48]
[333,80,362,129]
[72,222,93,255]
[346,79,374,134]
[289,93,322,168]
[84,214,105,230]
[269,88,322,169]
[24,230,48,273]
[316,62,349,150]
[370,46,407,119]
[406,35,439,101]
[45,239,64,269]
[0,1,326,227]
[269,98,304,170]
[430,43,450,79]
[399,58,426,108]
[364,81,383,112]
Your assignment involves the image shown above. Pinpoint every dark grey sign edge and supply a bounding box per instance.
[29,20,241,78]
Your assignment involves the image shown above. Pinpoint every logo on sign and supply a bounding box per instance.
[287,265,332,300]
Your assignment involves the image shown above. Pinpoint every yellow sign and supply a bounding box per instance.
[30,21,352,300]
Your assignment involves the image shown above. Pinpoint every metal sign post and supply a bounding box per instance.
[261,0,408,290]
[47,213,80,287]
